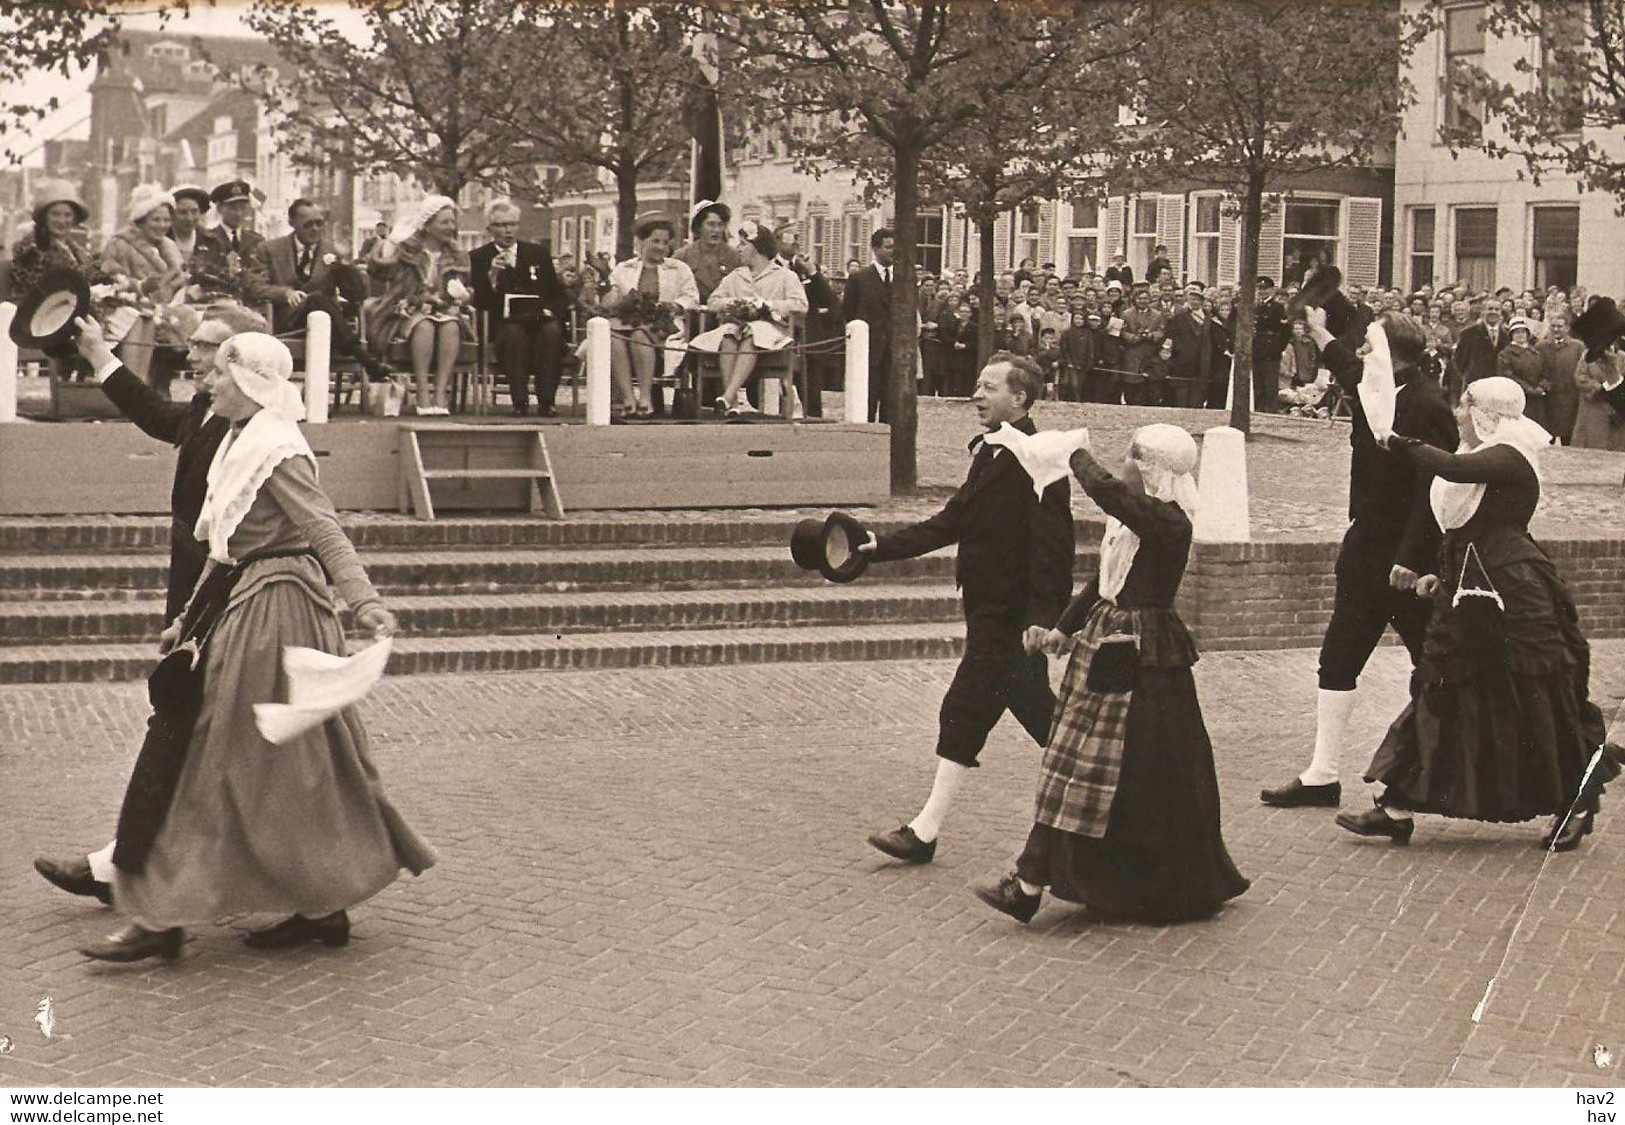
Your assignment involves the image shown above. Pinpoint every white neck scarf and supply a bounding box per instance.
[1097,426,1200,603]
[194,408,315,563]
[1428,410,1550,532]
[979,422,1091,498]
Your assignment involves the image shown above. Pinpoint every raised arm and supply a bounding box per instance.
[77,318,190,444]
[1391,437,1530,485]
[1390,398,1459,574]
[1068,447,1192,555]
[868,491,966,562]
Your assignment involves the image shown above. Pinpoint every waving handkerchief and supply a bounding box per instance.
[982,423,1091,498]
[1357,319,1396,443]
[254,638,393,745]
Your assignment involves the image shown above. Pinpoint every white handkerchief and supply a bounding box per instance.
[1358,320,1396,443]
[254,638,393,745]
[981,423,1091,498]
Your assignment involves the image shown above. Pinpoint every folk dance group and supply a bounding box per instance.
[28,289,1620,960]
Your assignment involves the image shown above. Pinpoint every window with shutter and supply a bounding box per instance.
[1255,206,1286,286]
[1443,4,1487,141]
[1282,197,1341,286]
[1190,194,1222,288]
[1342,197,1382,290]
[1104,197,1126,270]
[1217,209,1240,285]
[1156,194,1187,282]
[993,212,1012,273]
[916,211,945,275]
[1037,201,1056,269]
[1129,195,1158,276]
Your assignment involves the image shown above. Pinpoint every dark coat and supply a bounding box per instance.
[1165,309,1213,385]
[840,263,894,348]
[1253,297,1291,361]
[1608,378,1625,419]
[191,224,265,299]
[1322,337,1459,573]
[245,234,368,331]
[99,366,229,621]
[1453,322,1509,386]
[871,414,1074,629]
[469,238,569,325]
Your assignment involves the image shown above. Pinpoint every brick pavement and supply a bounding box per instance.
[1,645,1624,1088]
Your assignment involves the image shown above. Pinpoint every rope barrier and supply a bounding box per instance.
[597,327,847,357]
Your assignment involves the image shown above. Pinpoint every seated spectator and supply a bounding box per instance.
[167,185,210,268]
[363,195,474,415]
[190,180,264,302]
[247,197,393,389]
[605,215,700,417]
[675,200,741,302]
[7,178,102,305]
[100,185,187,384]
[690,222,808,419]
[470,199,569,417]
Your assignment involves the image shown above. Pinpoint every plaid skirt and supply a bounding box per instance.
[1034,600,1138,838]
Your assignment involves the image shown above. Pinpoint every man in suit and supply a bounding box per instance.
[470,199,569,417]
[774,225,842,419]
[1261,309,1458,810]
[190,179,264,300]
[245,197,393,383]
[1452,300,1509,390]
[1165,281,1214,408]
[1538,313,1584,444]
[1118,283,1167,405]
[1252,276,1292,412]
[862,353,1075,863]
[33,305,269,906]
[841,227,896,423]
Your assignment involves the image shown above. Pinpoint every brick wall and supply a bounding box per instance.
[1178,538,1625,652]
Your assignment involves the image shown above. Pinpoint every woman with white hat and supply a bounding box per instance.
[1495,315,1548,429]
[98,185,187,381]
[691,221,808,418]
[974,423,1250,926]
[362,195,473,414]
[1339,377,1617,852]
[6,178,102,306]
[82,333,435,962]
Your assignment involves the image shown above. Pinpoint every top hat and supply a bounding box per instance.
[1572,297,1625,361]
[789,511,872,584]
[210,179,254,207]
[170,184,211,212]
[1291,264,1359,342]
[9,267,91,360]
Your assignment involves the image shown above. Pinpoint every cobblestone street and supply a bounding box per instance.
[3,645,1624,1088]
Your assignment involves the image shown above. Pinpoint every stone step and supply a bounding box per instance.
[0,583,970,645]
[0,622,969,684]
[0,544,1100,601]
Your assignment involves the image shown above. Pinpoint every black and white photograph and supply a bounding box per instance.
[0,0,1623,1114]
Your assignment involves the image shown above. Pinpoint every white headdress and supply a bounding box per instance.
[194,334,314,563]
[389,194,457,245]
[128,184,175,225]
[1429,375,1552,532]
[1097,423,1199,604]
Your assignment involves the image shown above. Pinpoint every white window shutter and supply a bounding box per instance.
[1344,196,1383,290]
[1256,206,1285,285]
[1157,193,1187,281]
[1038,201,1057,266]
[993,212,1011,273]
[1218,210,1240,284]
[1105,197,1126,265]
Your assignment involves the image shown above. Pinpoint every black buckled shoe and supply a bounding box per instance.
[1335,803,1415,845]
[973,874,1042,924]
[1541,811,1595,853]
[81,925,183,963]
[242,911,351,950]
[867,825,937,864]
[1260,778,1343,808]
[34,855,112,905]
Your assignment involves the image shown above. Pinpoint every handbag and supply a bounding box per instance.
[1451,541,1505,658]
[1087,632,1141,694]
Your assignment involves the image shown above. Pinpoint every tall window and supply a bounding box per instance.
[1454,206,1498,291]
[808,214,827,271]
[845,214,867,266]
[1443,4,1486,140]
[561,217,576,258]
[1282,198,1341,285]
[1410,208,1436,289]
[1129,196,1158,276]
[1189,194,1222,287]
[580,216,595,258]
[1541,6,1585,134]
[1532,206,1579,291]
[916,212,944,275]
[1066,194,1101,276]
[1011,203,1042,269]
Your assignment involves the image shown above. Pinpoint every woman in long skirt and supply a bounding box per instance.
[83,334,435,962]
[1338,376,1618,850]
[975,424,1249,925]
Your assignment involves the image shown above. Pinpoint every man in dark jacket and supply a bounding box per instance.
[1261,309,1459,810]
[864,353,1076,863]
[841,227,896,422]
[1252,276,1291,411]
[469,200,570,416]
[775,226,843,418]
[33,306,268,906]
[1452,301,1508,389]
[1165,281,1214,408]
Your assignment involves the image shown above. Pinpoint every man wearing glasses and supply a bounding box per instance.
[245,197,393,383]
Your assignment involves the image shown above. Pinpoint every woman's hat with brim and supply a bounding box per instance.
[635,212,676,241]
[170,184,211,212]
[1572,296,1625,361]
[790,511,871,584]
[30,178,89,226]
[10,267,91,359]
[689,198,731,234]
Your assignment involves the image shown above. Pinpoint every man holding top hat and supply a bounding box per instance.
[1571,296,1625,420]
[1261,281,1458,811]
[862,353,1075,864]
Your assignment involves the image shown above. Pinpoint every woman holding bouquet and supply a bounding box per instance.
[691,222,809,418]
[99,185,187,383]
[363,196,473,415]
[606,216,700,417]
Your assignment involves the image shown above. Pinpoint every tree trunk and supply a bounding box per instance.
[1228,173,1265,435]
[889,141,921,493]
[613,160,638,262]
[976,210,997,368]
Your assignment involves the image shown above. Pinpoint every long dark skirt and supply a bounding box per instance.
[1018,666,1249,924]
[1367,551,1616,821]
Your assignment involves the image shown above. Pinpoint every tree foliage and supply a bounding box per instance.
[1433,0,1625,206]
[246,0,538,199]
[473,0,700,260]
[1123,0,1410,432]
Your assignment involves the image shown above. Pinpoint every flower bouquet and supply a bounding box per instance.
[719,299,773,327]
[611,290,678,339]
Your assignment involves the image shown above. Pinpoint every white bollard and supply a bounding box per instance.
[0,302,16,423]
[762,373,781,415]
[585,316,612,426]
[1193,425,1251,542]
[304,310,331,424]
[844,319,870,424]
